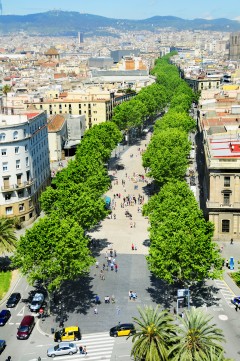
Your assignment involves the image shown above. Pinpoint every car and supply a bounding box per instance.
[47,342,78,357]
[17,315,35,339]
[29,293,45,312]
[231,296,240,307]
[54,326,81,342]
[110,323,136,337]
[0,310,11,326]
[0,340,6,353]
[6,292,21,308]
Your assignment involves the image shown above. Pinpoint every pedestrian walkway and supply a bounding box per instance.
[89,134,152,255]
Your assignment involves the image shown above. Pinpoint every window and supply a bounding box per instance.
[13,131,18,140]
[224,177,230,187]
[0,133,6,141]
[222,220,230,233]
[29,200,32,208]
[19,203,25,212]
[1,149,7,156]
[2,162,8,171]
[18,190,24,198]
[25,144,28,152]
[223,193,230,205]
[24,129,27,138]
[5,193,11,201]
[16,160,21,169]
[5,207,13,215]
[15,146,19,154]
[20,216,25,222]
[26,157,29,167]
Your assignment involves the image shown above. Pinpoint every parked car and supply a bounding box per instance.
[17,315,35,339]
[54,326,81,342]
[0,340,6,353]
[110,323,135,337]
[231,296,240,307]
[6,292,21,308]
[29,293,45,312]
[0,310,11,326]
[47,342,78,357]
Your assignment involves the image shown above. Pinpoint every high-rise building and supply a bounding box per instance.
[229,32,240,60]
[0,111,51,224]
[78,32,84,44]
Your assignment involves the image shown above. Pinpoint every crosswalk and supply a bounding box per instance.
[38,332,115,361]
[214,279,235,308]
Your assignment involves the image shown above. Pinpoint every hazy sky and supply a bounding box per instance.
[2,0,240,21]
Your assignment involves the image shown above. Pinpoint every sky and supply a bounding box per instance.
[1,0,240,21]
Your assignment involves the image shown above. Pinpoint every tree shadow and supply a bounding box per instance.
[51,274,95,321]
[146,274,221,309]
[0,256,11,271]
[142,239,151,248]
[89,237,109,257]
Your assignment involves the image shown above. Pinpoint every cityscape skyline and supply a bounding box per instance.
[2,0,240,21]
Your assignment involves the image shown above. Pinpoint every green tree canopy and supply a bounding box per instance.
[143,181,222,284]
[0,217,17,254]
[12,215,94,292]
[170,308,225,361]
[130,305,176,361]
[142,129,191,185]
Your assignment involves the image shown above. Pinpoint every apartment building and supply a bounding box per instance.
[198,88,240,240]
[0,111,50,224]
[27,91,135,129]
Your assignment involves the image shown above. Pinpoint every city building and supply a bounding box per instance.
[198,90,240,240]
[0,111,51,224]
[229,32,240,61]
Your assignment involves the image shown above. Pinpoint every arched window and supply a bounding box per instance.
[13,131,18,140]
[0,133,6,141]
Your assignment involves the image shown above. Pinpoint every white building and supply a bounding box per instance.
[0,111,51,224]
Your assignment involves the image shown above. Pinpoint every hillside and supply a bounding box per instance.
[0,11,240,36]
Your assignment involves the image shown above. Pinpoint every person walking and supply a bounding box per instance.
[115,263,118,272]
[83,346,87,357]
[132,243,134,251]
[94,307,98,314]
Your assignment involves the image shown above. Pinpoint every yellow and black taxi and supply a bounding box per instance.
[110,323,135,337]
[54,326,81,342]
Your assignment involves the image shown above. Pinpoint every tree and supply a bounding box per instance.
[154,110,196,134]
[170,308,225,361]
[12,215,94,293]
[144,181,222,284]
[0,217,17,254]
[129,306,176,361]
[2,84,11,97]
[142,129,190,185]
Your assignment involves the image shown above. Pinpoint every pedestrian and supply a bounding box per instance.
[113,213,116,219]
[83,346,87,356]
[231,238,234,244]
[110,262,114,271]
[105,251,108,259]
[129,290,132,300]
[94,307,98,314]
[135,245,137,251]
[110,250,113,257]
[173,307,177,315]
[181,312,184,318]
[114,250,117,257]
[132,243,134,251]
[235,304,238,312]
[79,345,83,354]
[226,259,229,268]
[96,261,99,268]
[115,263,118,272]
[103,263,105,270]
[133,221,136,228]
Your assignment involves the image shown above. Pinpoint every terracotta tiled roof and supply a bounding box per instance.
[48,114,66,132]
[45,47,59,56]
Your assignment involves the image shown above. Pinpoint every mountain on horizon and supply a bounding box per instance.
[0,10,240,36]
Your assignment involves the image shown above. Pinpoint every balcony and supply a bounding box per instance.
[1,179,34,192]
[207,201,240,209]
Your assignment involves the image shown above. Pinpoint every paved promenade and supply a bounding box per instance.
[89,134,152,255]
